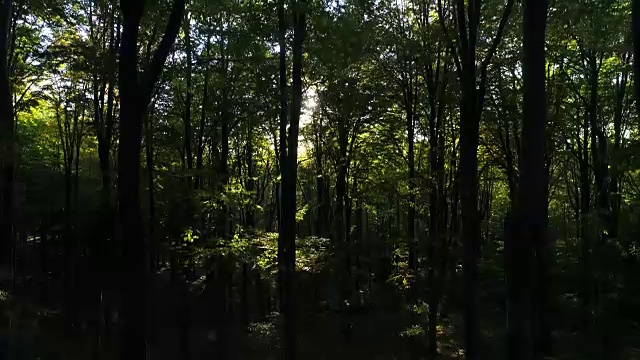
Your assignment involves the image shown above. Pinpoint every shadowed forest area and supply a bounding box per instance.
[2,0,640,359]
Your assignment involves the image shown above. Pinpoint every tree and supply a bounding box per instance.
[117,0,186,357]
[277,0,308,357]
[505,0,548,359]
[634,0,640,117]
[0,0,14,269]
[438,0,515,356]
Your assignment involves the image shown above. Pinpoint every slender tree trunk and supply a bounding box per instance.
[579,111,591,329]
[144,108,158,342]
[314,116,328,238]
[634,0,640,118]
[246,117,255,228]
[277,0,292,355]
[195,37,210,189]
[278,0,306,357]
[335,118,351,317]
[0,0,14,269]
[183,9,193,173]
[506,1,548,358]
[405,83,417,300]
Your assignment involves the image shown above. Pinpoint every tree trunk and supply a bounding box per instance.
[246,117,255,229]
[183,10,193,173]
[506,1,548,358]
[278,0,306,357]
[405,81,417,301]
[0,0,14,268]
[579,111,592,329]
[195,37,210,190]
[314,116,328,238]
[144,107,158,342]
[634,0,640,119]
[118,1,185,358]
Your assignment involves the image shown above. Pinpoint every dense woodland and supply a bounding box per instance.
[1,0,640,359]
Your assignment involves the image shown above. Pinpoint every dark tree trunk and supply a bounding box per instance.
[216,59,230,238]
[426,60,448,359]
[610,58,627,240]
[144,108,158,342]
[195,37,210,190]
[118,1,185,358]
[441,0,515,356]
[278,0,306,357]
[314,116,328,238]
[335,116,351,312]
[56,96,79,335]
[246,117,255,229]
[506,1,548,359]
[405,80,416,299]
[277,0,292,355]
[0,0,14,268]
[634,0,640,118]
[183,10,193,173]
[459,77,481,360]
[579,111,591,329]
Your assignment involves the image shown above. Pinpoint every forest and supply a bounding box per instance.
[0,0,640,358]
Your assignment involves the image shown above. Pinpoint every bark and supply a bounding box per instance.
[278,0,306,357]
[0,0,14,268]
[335,115,350,309]
[118,1,186,358]
[405,78,417,299]
[634,0,640,118]
[423,44,449,359]
[506,1,548,359]
[144,107,157,341]
[314,116,328,238]
[216,41,230,238]
[438,0,515,356]
[246,117,255,228]
[579,111,591,328]
[57,98,79,334]
[277,0,292,355]
[610,58,628,239]
[183,10,193,173]
[195,36,210,189]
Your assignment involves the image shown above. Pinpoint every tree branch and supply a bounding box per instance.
[141,0,187,106]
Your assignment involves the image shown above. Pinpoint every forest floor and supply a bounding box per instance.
[0,241,640,359]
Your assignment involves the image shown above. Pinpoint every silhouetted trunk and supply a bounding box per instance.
[335,116,351,312]
[458,73,481,360]
[634,0,640,118]
[426,58,448,359]
[118,1,185,358]
[277,0,291,354]
[314,116,328,238]
[579,111,591,329]
[246,117,255,229]
[216,47,230,237]
[144,107,158,342]
[506,1,547,358]
[405,79,416,298]
[56,97,79,334]
[195,36,210,190]
[0,0,14,268]
[610,57,628,240]
[440,0,515,356]
[278,0,306,357]
[496,75,518,205]
[183,9,193,173]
